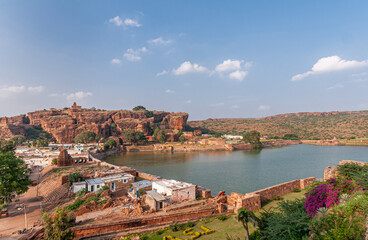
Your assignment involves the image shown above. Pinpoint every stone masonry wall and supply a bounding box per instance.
[72,207,217,239]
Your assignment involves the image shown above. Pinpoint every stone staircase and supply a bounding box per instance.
[38,173,71,208]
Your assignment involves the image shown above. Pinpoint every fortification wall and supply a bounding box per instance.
[72,207,217,239]
[228,177,315,211]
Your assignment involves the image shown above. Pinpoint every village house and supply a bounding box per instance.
[146,190,167,211]
[152,180,196,202]
[130,180,154,198]
[85,178,104,192]
[73,181,87,193]
[101,173,135,192]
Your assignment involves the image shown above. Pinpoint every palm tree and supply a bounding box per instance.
[237,208,260,240]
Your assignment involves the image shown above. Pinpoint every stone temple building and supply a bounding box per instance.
[57,149,74,166]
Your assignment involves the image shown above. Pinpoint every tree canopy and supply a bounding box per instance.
[243,130,262,149]
[43,208,75,240]
[104,139,117,150]
[122,130,147,144]
[74,131,98,143]
[0,139,16,153]
[132,105,146,111]
[0,151,31,203]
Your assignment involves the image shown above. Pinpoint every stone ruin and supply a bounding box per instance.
[57,149,74,166]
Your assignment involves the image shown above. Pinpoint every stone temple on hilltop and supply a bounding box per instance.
[57,149,74,167]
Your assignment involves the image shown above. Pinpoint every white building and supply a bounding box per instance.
[152,180,196,202]
[222,134,243,140]
[85,178,104,192]
[73,182,87,193]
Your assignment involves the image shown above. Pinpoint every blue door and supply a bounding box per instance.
[111,182,115,191]
[91,185,94,192]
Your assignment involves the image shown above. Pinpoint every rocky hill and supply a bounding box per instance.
[0,103,188,143]
[189,111,368,139]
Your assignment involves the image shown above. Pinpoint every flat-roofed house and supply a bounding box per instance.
[152,180,196,202]
[73,182,87,193]
[146,190,167,211]
[101,173,135,192]
[85,178,104,192]
[130,180,153,198]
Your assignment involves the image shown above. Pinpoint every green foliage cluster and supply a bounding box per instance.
[43,208,75,240]
[169,221,196,232]
[243,130,262,149]
[74,131,98,143]
[132,105,146,111]
[282,134,299,140]
[104,139,117,150]
[25,126,51,140]
[257,199,310,240]
[68,172,83,183]
[122,130,147,144]
[51,158,57,165]
[153,128,160,141]
[0,139,16,153]
[144,110,154,118]
[179,135,186,144]
[0,148,31,203]
[337,163,368,189]
[9,135,26,146]
[32,138,49,147]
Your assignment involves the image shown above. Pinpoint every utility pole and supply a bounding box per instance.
[23,204,27,230]
[40,202,43,224]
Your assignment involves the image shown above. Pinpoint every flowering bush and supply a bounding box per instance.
[304,178,362,217]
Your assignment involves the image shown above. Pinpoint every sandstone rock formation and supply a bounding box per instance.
[0,103,189,143]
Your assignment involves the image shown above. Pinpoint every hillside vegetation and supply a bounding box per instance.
[189,111,368,139]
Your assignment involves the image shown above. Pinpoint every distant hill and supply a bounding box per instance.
[188,111,368,139]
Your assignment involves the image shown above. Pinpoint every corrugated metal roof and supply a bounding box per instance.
[86,178,104,185]
[131,180,153,190]
[147,191,166,201]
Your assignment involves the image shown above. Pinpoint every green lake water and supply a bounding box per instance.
[105,144,368,194]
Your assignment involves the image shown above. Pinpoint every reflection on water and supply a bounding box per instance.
[105,145,368,194]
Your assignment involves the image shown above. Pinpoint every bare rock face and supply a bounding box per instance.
[0,103,189,143]
[57,149,74,166]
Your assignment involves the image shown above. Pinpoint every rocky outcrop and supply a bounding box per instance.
[0,103,189,143]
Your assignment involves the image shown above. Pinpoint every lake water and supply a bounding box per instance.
[105,144,368,195]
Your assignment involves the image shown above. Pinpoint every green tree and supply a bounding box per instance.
[153,128,160,141]
[122,130,146,144]
[282,134,299,140]
[74,131,98,144]
[104,139,117,150]
[159,130,166,143]
[42,208,75,240]
[132,105,146,111]
[179,135,186,144]
[243,130,262,149]
[69,173,83,183]
[237,208,261,240]
[0,139,16,153]
[144,110,154,118]
[0,151,31,203]
[10,135,26,146]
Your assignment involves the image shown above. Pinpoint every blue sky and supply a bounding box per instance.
[1,1,368,120]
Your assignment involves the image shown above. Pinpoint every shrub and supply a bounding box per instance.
[65,198,84,211]
[52,158,57,165]
[258,199,310,240]
[304,178,362,217]
[104,139,117,150]
[43,208,75,240]
[271,196,283,201]
[187,221,196,227]
[292,188,301,193]
[217,215,228,221]
[68,172,83,183]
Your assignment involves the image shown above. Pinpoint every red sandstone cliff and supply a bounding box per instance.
[0,103,189,143]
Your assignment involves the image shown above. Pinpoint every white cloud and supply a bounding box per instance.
[327,83,344,90]
[49,93,66,97]
[173,61,208,75]
[229,70,248,82]
[292,56,368,81]
[351,72,367,77]
[165,89,175,94]
[0,85,45,98]
[124,47,147,62]
[230,104,240,109]
[185,100,192,104]
[109,16,141,27]
[156,70,168,77]
[123,18,142,27]
[111,58,121,64]
[148,37,172,45]
[215,59,243,72]
[210,102,225,107]
[28,86,44,93]
[258,105,270,111]
[66,91,93,101]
